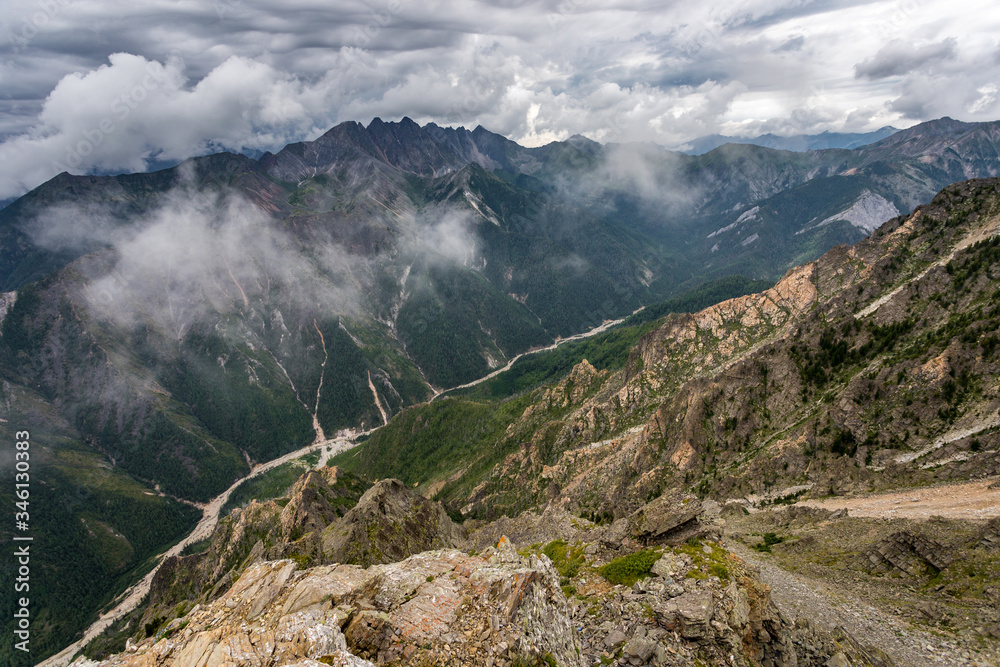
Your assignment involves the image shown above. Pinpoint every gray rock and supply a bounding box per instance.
[604,629,627,648]
[826,652,850,667]
[321,479,464,567]
[623,637,656,662]
[651,552,684,579]
[654,590,715,640]
[628,490,704,544]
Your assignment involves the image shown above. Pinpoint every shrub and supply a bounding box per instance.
[753,532,785,553]
[598,549,661,586]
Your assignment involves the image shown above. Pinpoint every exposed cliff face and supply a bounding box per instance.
[137,467,372,636]
[74,548,584,667]
[133,470,466,642]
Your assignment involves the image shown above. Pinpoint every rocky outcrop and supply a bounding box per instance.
[280,470,354,541]
[137,467,372,638]
[321,478,465,567]
[558,538,892,667]
[78,531,898,667]
[859,531,954,577]
[431,179,1000,522]
[73,542,584,667]
[139,473,466,638]
[979,518,1000,550]
[627,490,720,546]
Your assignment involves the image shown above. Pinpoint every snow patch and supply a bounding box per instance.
[741,233,759,247]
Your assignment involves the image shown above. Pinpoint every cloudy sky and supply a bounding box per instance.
[1,0,999,199]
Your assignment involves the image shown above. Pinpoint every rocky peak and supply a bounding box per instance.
[76,544,586,667]
[320,478,465,567]
[279,469,344,542]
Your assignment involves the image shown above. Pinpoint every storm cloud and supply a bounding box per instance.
[1,0,999,199]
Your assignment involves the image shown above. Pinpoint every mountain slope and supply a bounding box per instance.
[335,178,1000,521]
[4,118,1000,662]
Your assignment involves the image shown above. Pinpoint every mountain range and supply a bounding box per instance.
[674,126,900,154]
[2,116,1000,662]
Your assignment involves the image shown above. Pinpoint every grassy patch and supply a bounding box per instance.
[542,539,587,579]
[598,549,661,586]
[179,538,211,557]
[220,462,305,516]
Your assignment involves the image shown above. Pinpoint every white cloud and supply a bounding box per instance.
[1,0,1000,199]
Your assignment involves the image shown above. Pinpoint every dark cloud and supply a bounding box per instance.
[854,38,958,80]
[0,1,998,198]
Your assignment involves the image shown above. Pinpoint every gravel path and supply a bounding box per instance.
[730,542,997,666]
[797,479,1000,521]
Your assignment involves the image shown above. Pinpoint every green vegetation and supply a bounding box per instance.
[542,539,587,579]
[180,538,212,556]
[753,532,785,553]
[676,540,732,581]
[0,435,198,664]
[521,539,588,594]
[333,393,534,508]
[623,275,774,327]
[397,262,551,388]
[453,321,657,400]
[164,324,316,464]
[455,275,774,401]
[598,549,662,586]
[221,462,305,516]
[220,462,370,518]
[341,271,793,515]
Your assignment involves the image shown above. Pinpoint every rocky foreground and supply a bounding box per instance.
[71,469,898,667]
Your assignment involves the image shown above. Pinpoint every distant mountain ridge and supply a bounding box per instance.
[675,125,900,154]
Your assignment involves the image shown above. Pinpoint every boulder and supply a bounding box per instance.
[655,590,715,641]
[628,490,708,545]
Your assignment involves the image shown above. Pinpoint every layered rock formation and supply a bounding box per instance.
[74,467,896,667]
[321,478,466,567]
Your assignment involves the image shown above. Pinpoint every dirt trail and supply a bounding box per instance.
[797,479,1000,521]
